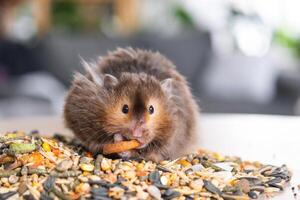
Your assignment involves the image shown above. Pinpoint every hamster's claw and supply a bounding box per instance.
[114,133,123,142]
[118,151,132,158]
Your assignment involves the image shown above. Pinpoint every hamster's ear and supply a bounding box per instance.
[80,57,103,86]
[161,78,173,97]
[103,74,118,88]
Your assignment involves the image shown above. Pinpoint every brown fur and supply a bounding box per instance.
[64,48,200,162]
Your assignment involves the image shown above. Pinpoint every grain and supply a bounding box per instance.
[0,131,292,200]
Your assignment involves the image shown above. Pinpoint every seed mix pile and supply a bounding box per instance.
[0,131,292,200]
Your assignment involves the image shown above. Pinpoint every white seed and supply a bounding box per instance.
[214,162,234,172]
[189,179,204,190]
[136,190,149,200]
[56,160,73,172]
[191,164,204,172]
[88,175,101,181]
[160,176,168,185]
[147,185,162,200]
[8,175,19,184]
[101,159,111,171]
[214,171,233,181]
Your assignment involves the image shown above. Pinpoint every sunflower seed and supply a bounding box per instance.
[149,171,160,184]
[43,176,56,192]
[203,180,222,196]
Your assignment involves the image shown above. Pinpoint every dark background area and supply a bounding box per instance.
[1,0,300,118]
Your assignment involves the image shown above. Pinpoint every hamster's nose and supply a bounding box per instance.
[132,126,144,138]
[137,118,145,125]
[130,119,145,138]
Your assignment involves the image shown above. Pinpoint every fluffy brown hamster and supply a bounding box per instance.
[64,48,200,162]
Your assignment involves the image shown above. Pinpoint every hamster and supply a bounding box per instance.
[64,48,200,162]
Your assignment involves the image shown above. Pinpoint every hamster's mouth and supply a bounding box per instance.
[113,134,148,149]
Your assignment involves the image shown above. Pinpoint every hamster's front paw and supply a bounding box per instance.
[118,151,132,158]
[118,150,141,159]
[145,152,165,163]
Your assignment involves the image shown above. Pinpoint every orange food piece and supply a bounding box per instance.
[103,140,140,154]
[30,152,44,168]
[177,159,191,167]
[136,170,147,177]
[70,192,81,200]
[19,152,43,167]
[52,148,60,157]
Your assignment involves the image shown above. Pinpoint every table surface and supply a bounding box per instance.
[0,114,299,199]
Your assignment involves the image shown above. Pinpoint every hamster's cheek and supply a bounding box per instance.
[105,110,131,126]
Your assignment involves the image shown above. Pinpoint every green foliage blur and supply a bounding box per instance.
[173,5,195,28]
[52,2,83,31]
[275,30,300,58]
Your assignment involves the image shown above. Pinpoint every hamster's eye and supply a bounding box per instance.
[122,104,129,114]
[148,105,154,115]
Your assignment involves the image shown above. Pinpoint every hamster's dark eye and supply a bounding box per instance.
[122,104,129,114]
[148,105,154,114]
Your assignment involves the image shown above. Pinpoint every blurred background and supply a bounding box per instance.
[1,0,300,118]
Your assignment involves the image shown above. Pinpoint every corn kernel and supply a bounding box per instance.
[32,182,39,187]
[177,159,191,167]
[42,142,51,152]
[213,152,225,161]
[136,163,144,171]
[80,163,95,172]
